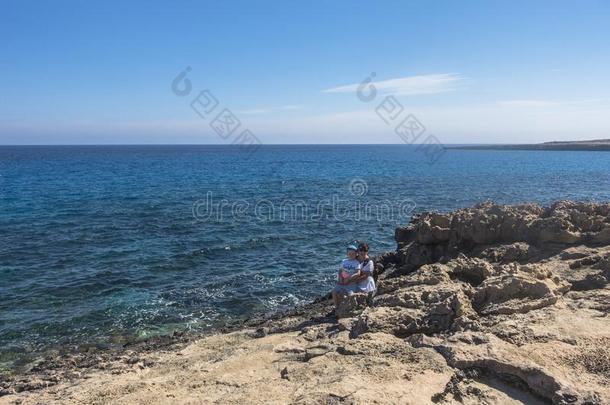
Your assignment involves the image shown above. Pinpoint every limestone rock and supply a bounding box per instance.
[413,332,602,405]
[472,273,566,315]
[335,292,372,319]
[352,284,474,338]
[449,256,495,286]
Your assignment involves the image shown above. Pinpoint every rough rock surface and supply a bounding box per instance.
[335,292,373,319]
[366,201,610,404]
[2,201,609,404]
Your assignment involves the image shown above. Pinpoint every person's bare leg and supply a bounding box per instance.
[332,290,339,307]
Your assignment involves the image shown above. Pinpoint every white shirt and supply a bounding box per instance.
[357,258,376,293]
[340,258,361,279]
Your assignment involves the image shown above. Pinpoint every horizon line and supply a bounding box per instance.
[0,142,554,147]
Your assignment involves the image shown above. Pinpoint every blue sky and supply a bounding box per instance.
[1,0,609,144]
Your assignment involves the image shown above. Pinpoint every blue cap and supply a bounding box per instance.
[347,245,358,251]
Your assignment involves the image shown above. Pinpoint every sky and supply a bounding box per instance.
[1,0,609,145]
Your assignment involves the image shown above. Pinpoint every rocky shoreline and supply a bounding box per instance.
[2,201,610,404]
[0,290,333,397]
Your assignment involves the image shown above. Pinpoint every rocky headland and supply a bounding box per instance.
[449,139,610,151]
[2,201,610,404]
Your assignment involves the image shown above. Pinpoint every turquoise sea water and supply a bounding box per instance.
[1,145,610,369]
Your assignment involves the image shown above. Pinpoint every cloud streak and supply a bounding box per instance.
[322,73,464,96]
[237,105,303,115]
[497,98,608,108]
[497,99,559,108]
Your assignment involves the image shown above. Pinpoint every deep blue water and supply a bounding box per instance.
[1,145,610,370]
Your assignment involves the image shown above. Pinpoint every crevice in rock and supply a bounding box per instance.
[431,367,552,405]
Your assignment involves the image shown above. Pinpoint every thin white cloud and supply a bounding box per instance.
[280,104,303,110]
[237,108,273,115]
[498,100,559,108]
[237,105,303,115]
[322,73,464,96]
[498,98,608,108]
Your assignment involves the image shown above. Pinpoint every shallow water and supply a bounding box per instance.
[1,144,609,369]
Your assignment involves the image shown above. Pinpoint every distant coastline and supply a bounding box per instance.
[450,138,610,151]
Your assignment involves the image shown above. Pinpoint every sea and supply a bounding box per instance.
[1,144,609,371]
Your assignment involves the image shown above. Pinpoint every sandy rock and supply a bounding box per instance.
[449,256,495,286]
[472,273,567,315]
[534,217,582,244]
[352,284,473,338]
[478,242,536,263]
[382,202,610,277]
[412,332,603,405]
[335,292,372,319]
[591,225,610,244]
[303,344,336,361]
[376,263,451,295]
[414,212,452,244]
